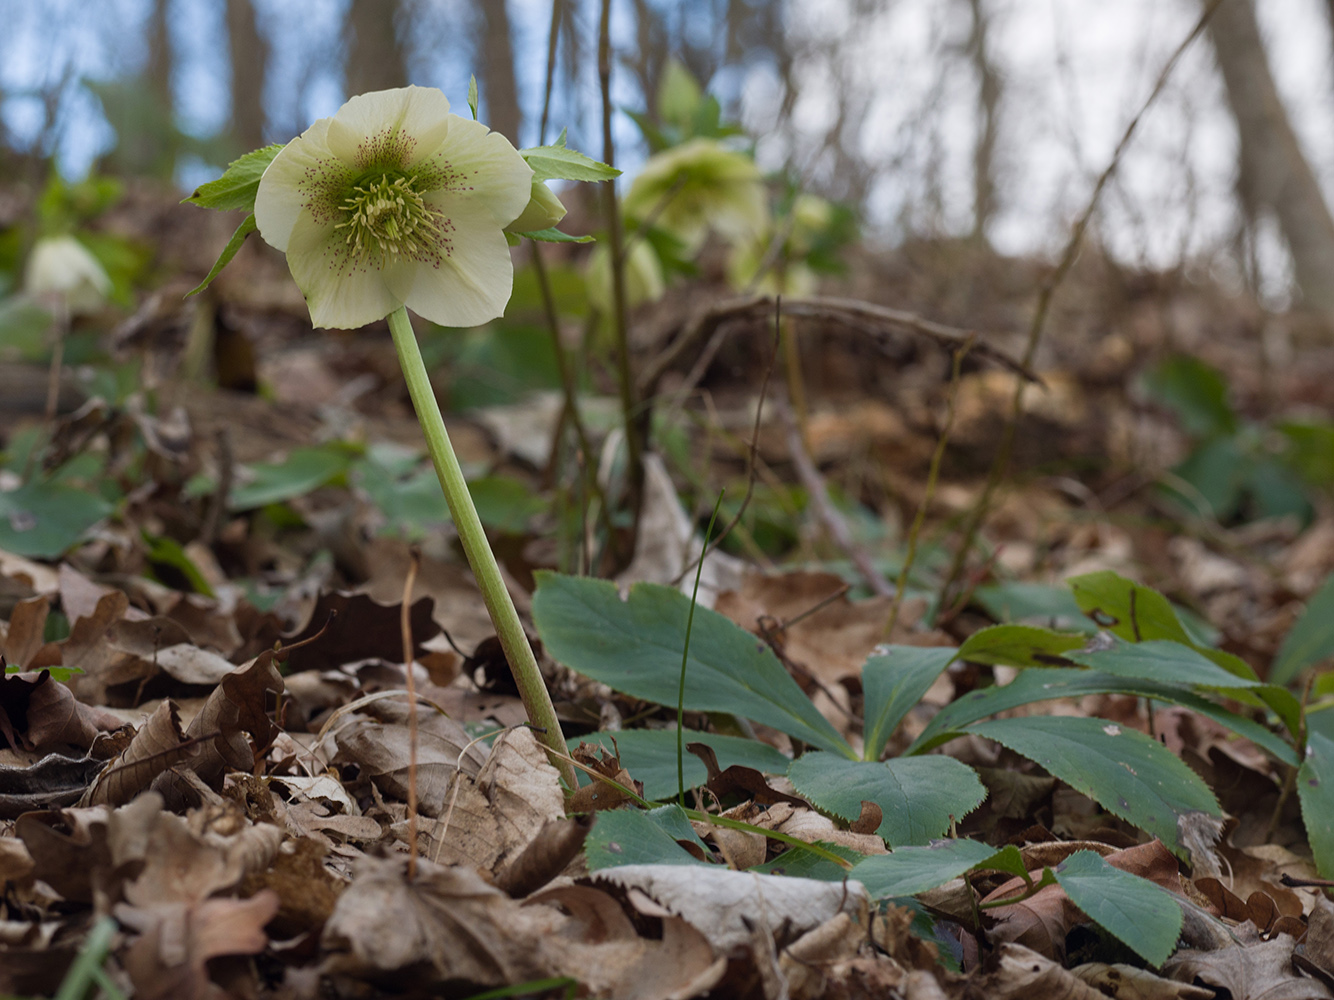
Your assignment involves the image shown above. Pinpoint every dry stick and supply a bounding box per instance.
[937,0,1225,608]
[778,397,895,598]
[886,337,974,637]
[638,293,1035,400]
[43,301,68,424]
[400,546,422,879]
[670,300,783,587]
[598,0,645,562]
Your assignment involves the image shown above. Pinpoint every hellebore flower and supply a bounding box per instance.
[623,138,766,251]
[24,235,112,315]
[254,85,532,330]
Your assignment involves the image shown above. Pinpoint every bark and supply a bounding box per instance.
[147,0,173,113]
[1207,0,1334,317]
[965,0,999,242]
[227,0,268,151]
[345,0,408,97]
[477,0,522,142]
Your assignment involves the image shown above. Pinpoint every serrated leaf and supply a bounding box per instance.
[0,481,114,558]
[907,668,1297,765]
[862,646,957,760]
[958,624,1085,668]
[521,142,620,183]
[787,752,986,846]
[1299,731,1334,877]
[533,573,852,756]
[968,716,1220,856]
[1053,850,1183,966]
[512,227,595,243]
[575,728,790,801]
[1068,571,1194,644]
[186,213,257,297]
[1272,572,1334,685]
[1067,639,1261,689]
[585,806,710,869]
[184,144,283,211]
[850,839,1005,899]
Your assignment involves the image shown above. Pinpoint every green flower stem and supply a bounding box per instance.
[387,306,575,789]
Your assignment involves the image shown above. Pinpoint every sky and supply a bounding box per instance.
[2,0,1333,301]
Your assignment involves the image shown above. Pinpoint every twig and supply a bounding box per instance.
[937,0,1225,606]
[778,397,894,598]
[638,293,1035,399]
[598,0,645,565]
[539,0,562,144]
[401,546,421,879]
[887,337,973,636]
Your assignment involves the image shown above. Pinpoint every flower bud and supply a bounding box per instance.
[24,235,111,315]
[505,180,567,235]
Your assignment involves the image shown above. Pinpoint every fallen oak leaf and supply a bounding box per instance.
[80,700,213,806]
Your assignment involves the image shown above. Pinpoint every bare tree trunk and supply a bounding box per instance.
[345,0,407,97]
[965,0,999,243]
[477,0,521,142]
[227,0,268,151]
[147,0,173,113]
[1208,0,1334,317]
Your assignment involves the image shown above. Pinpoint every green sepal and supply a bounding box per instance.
[184,144,283,212]
[186,213,257,297]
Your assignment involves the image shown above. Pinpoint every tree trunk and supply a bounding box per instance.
[227,0,268,151]
[965,0,999,243]
[1207,0,1334,317]
[477,0,522,142]
[345,0,407,97]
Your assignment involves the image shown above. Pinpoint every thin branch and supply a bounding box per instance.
[938,0,1225,607]
[638,293,1035,399]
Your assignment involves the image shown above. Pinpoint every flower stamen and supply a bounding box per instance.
[334,174,443,264]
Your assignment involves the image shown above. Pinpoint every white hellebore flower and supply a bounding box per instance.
[255,86,533,330]
[24,235,112,315]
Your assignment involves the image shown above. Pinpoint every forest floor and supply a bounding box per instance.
[2,181,1334,998]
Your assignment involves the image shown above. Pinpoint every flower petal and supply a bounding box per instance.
[385,196,515,328]
[420,116,532,228]
[325,86,455,171]
[284,212,400,329]
[255,117,350,253]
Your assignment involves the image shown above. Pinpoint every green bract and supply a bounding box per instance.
[253,85,532,329]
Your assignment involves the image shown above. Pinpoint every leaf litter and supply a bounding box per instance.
[6,186,1334,1000]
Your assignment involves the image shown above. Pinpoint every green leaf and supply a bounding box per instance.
[141,531,215,598]
[862,646,957,760]
[850,839,1007,899]
[533,573,852,756]
[974,582,1097,633]
[575,728,791,802]
[513,227,595,243]
[0,481,114,558]
[1068,571,1194,645]
[752,843,864,880]
[585,806,710,869]
[968,716,1220,855]
[1053,850,1183,967]
[906,667,1297,765]
[230,444,358,511]
[1299,731,1334,878]
[186,213,257,297]
[465,475,546,533]
[467,75,479,121]
[1142,355,1237,439]
[1271,572,1334,685]
[184,144,284,212]
[957,624,1085,668]
[520,138,621,183]
[1067,639,1261,690]
[787,752,986,846]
